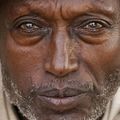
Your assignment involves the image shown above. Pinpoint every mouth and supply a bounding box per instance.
[37,88,91,112]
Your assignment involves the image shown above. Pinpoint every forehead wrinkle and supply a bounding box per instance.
[6,0,118,23]
[7,0,61,21]
[59,0,116,20]
[33,0,118,20]
[9,0,68,23]
[23,0,58,17]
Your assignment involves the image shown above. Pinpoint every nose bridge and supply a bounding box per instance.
[52,28,69,71]
[45,27,78,76]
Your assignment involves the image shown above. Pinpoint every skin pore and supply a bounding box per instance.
[0,0,120,120]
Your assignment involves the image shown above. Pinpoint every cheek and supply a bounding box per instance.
[73,37,120,86]
[80,41,120,73]
[2,35,49,94]
[94,44,120,72]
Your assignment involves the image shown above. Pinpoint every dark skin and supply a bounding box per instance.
[0,0,120,120]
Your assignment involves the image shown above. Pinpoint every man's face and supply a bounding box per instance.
[0,0,120,120]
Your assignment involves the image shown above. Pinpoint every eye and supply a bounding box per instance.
[16,21,49,36]
[12,16,50,36]
[10,16,51,46]
[72,18,112,44]
[74,19,111,34]
[83,21,103,31]
[19,22,40,33]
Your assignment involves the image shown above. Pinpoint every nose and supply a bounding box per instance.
[45,29,78,77]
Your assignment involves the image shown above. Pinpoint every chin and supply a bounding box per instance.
[12,93,108,120]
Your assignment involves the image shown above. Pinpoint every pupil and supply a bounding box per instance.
[26,23,33,28]
[90,22,96,28]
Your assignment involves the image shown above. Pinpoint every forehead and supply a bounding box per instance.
[2,0,120,22]
[10,0,119,7]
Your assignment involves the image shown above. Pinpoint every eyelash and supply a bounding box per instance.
[13,18,50,36]
[73,19,111,34]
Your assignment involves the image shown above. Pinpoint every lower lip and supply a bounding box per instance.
[38,94,88,112]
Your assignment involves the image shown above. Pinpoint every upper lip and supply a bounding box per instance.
[37,87,89,98]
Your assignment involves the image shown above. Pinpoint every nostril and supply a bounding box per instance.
[45,62,67,76]
[45,61,78,77]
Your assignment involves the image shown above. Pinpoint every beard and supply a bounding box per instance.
[1,64,120,120]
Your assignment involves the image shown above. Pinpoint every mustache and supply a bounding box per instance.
[28,80,95,98]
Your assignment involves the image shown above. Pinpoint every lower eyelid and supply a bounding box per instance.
[74,27,107,36]
[77,35,107,44]
[10,30,46,46]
